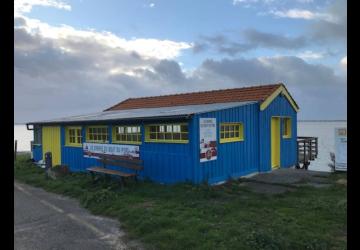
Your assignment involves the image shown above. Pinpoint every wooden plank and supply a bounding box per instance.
[98,159,143,170]
[87,167,136,177]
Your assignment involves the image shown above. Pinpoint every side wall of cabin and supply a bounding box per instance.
[259,94,298,172]
[191,103,260,184]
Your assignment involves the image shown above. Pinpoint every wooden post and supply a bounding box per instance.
[14,140,18,161]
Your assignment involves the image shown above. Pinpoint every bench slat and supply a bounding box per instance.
[98,159,143,171]
[87,167,136,177]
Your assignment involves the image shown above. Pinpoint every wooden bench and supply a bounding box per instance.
[86,155,143,186]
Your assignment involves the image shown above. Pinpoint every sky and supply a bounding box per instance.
[14,0,347,123]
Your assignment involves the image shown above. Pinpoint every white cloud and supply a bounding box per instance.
[16,16,192,60]
[14,0,71,15]
[233,0,258,5]
[297,51,324,60]
[270,8,338,23]
[340,56,347,70]
[149,3,155,8]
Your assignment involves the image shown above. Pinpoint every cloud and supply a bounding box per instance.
[193,29,307,56]
[269,8,338,23]
[297,50,324,60]
[14,18,347,122]
[15,16,192,60]
[149,3,155,8]
[14,0,71,15]
[340,56,347,70]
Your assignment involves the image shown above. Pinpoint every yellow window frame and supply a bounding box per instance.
[145,123,189,143]
[112,125,142,145]
[65,126,82,147]
[86,125,109,143]
[220,122,244,143]
[282,117,292,138]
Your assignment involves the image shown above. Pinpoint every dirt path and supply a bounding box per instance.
[14,181,143,250]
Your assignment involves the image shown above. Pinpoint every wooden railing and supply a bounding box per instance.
[296,136,318,169]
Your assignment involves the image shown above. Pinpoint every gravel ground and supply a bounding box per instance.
[239,168,332,194]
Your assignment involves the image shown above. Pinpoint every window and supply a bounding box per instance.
[113,125,141,144]
[66,126,82,146]
[220,123,243,143]
[283,118,291,138]
[34,125,42,145]
[146,123,188,143]
[86,126,108,143]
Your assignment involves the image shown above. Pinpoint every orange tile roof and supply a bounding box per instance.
[105,83,284,111]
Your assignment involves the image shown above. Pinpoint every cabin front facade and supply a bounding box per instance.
[28,83,299,185]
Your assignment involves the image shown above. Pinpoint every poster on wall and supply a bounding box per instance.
[199,118,217,162]
[83,143,140,160]
[335,128,347,171]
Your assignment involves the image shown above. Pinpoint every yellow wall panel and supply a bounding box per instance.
[42,126,61,166]
[271,117,280,169]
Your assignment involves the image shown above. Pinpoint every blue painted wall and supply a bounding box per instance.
[192,103,260,184]
[259,94,297,172]
[33,94,297,184]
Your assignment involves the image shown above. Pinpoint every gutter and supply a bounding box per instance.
[26,114,193,126]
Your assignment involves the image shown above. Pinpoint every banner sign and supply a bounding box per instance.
[83,143,140,159]
[335,128,347,171]
[199,118,217,162]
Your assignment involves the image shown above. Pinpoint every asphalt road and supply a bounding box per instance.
[14,181,142,250]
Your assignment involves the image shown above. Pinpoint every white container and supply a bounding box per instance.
[335,128,347,171]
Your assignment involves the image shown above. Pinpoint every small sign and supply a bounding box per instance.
[199,118,217,162]
[335,128,347,171]
[83,143,140,159]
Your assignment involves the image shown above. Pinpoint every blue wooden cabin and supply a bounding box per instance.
[27,83,299,185]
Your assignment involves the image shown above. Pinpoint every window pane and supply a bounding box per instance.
[173,125,180,132]
[221,133,225,139]
[165,133,172,140]
[166,125,172,132]
[158,133,165,140]
[234,125,239,131]
[224,125,229,132]
[150,126,156,133]
[150,133,156,139]
[121,134,127,141]
[235,132,239,137]
[159,126,165,132]
[173,133,181,140]
[221,125,224,132]
[181,125,188,132]
[229,132,234,138]
[132,134,137,141]
[181,133,188,140]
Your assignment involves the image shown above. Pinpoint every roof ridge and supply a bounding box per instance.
[104,82,283,111]
[120,83,281,100]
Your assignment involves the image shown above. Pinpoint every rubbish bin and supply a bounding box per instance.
[45,152,52,170]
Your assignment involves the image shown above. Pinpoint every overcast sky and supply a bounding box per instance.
[14,0,347,123]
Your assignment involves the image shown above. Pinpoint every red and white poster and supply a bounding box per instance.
[199,118,217,162]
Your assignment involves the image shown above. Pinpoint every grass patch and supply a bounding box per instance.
[14,154,347,250]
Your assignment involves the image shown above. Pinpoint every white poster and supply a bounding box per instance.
[335,128,347,171]
[199,118,217,162]
[83,143,140,159]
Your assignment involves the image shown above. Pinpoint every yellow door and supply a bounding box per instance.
[271,117,280,169]
[42,126,61,166]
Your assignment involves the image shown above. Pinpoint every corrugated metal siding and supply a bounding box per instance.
[192,103,260,184]
[60,122,193,184]
[259,95,297,172]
